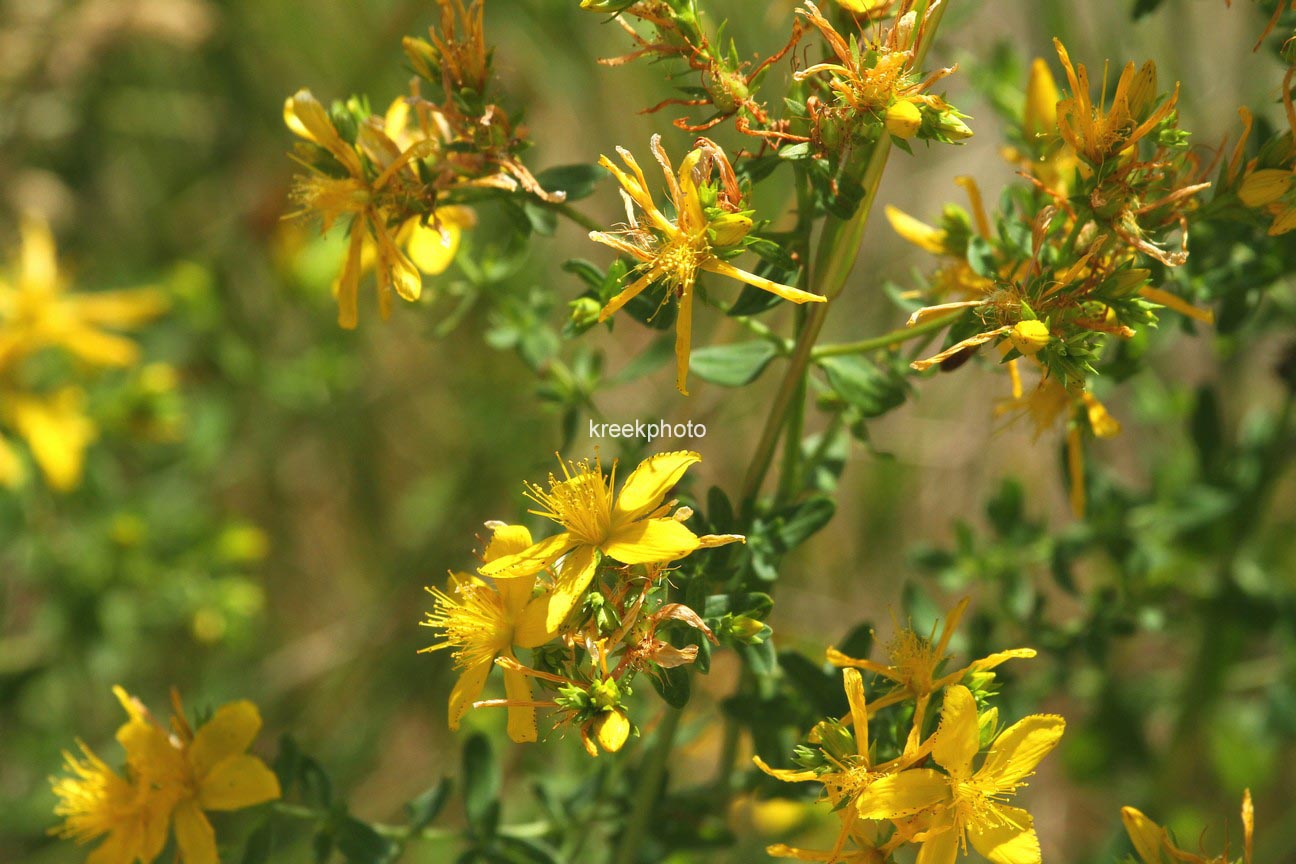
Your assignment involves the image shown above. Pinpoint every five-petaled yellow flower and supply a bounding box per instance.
[421,522,557,742]
[590,135,824,394]
[479,450,741,629]
[50,686,280,864]
[856,685,1065,864]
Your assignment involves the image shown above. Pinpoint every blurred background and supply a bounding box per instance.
[1,0,1293,861]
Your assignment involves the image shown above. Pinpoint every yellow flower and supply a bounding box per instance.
[826,598,1035,744]
[756,668,916,862]
[0,216,166,370]
[479,451,742,629]
[283,90,451,327]
[2,387,96,491]
[420,522,557,742]
[49,742,173,864]
[51,687,280,864]
[855,685,1065,864]
[1121,790,1254,864]
[1053,39,1179,167]
[590,136,824,394]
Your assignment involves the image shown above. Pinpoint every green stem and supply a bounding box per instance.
[736,0,951,512]
[612,706,684,864]
[811,310,964,359]
[548,201,602,233]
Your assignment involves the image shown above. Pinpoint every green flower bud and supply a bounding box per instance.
[707,213,753,247]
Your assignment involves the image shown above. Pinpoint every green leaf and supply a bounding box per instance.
[406,778,453,833]
[1131,0,1167,19]
[534,163,605,201]
[690,341,780,387]
[650,664,691,708]
[702,592,773,620]
[463,734,501,837]
[336,816,398,864]
[773,496,836,550]
[817,355,907,417]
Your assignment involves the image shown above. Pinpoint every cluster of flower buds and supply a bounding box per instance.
[886,41,1217,514]
[422,451,745,754]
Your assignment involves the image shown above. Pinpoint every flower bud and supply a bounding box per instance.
[1238,169,1293,208]
[707,213,753,247]
[726,616,768,644]
[592,709,631,753]
[934,109,974,141]
[589,677,621,710]
[885,100,922,139]
[1009,320,1051,355]
[1023,58,1059,139]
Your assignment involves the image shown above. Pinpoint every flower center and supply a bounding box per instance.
[423,582,511,668]
[525,459,615,546]
[656,233,708,293]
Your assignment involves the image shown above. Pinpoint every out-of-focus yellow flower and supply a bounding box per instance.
[0,216,166,370]
[1015,57,1079,192]
[479,451,742,628]
[1054,39,1178,167]
[285,91,488,328]
[3,387,96,491]
[590,135,824,394]
[421,522,557,742]
[1121,789,1254,864]
[855,685,1065,864]
[50,687,280,864]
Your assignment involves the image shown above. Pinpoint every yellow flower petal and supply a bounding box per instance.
[602,517,700,565]
[545,545,600,631]
[915,823,960,864]
[854,769,949,819]
[197,754,281,811]
[514,595,557,649]
[69,289,168,328]
[8,389,96,491]
[189,701,262,781]
[611,450,701,525]
[405,219,461,275]
[372,218,422,302]
[843,668,869,757]
[335,224,365,329]
[702,259,826,305]
[885,205,948,254]
[966,648,1037,671]
[478,532,574,578]
[173,798,218,864]
[675,282,694,394]
[449,658,494,731]
[1024,58,1060,139]
[283,89,363,177]
[19,215,58,292]
[503,663,537,744]
[484,522,534,561]
[752,755,818,784]
[1121,806,1166,864]
[968,805,1040,864]
[931,685,979,775]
